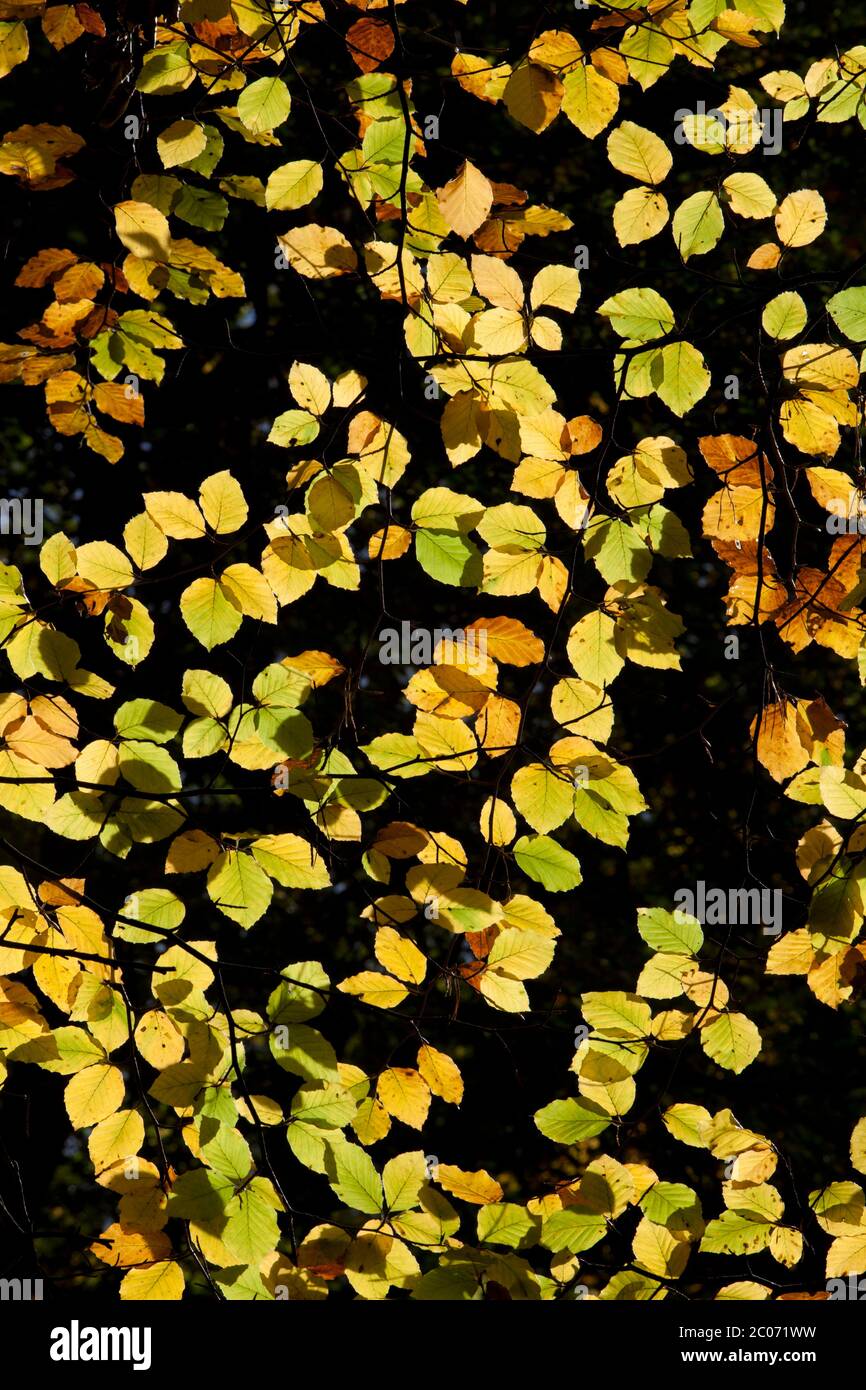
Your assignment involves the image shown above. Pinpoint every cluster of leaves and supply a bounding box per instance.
[1,0,866,1302]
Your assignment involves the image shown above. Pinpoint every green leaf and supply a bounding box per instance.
[827,287,866,342]
[237,76,292,135]
[201,1126,254,1183]
[114,700,182,745]
[619,26,673,91]
[641,1182,703,1233]
[118,740,182,793]
[583,516,651,585]
[637,906,703,955]
[654,341,711,416]
[415,529,482,586]
[511,764,574,834]
[330,1144,384,1214]
[175,185,228,231]
[180,577,243,650]
[11,1026,106,1074]
[268,409,320,447]
[268,962,329,1024]
[207,850,273,928]
[361,117,407,166]
[265,160,323,211]
[762,291,807,340]
[541,1207,608,1254]
[701,1210,774,1255]
[382,1151,427,1213]
[513,834,583,891]
[270,1023,339,1081]
[477,1203,541,1248]
[700,1012,763,1074]
[672,191,724,260]
[534,1097,611,1143]
[598,287,675,342]
[250,833,331,889]
[223,1179,281,1263]
[169,1168,236,1222]
[136,42,194,96]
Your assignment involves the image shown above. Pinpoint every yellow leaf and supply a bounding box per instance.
[266,159,323,211]
[282,650,345,688]
[482,548,542,596]
[751,700,811,782]
[722,172,776,219]
[479,796,517,845]
[369,525,412,559]
[120,1261,184,1300]
[219,564,278,622]
[5,715,75,768]
[436,161,494,239]
[700,1012,763,1073]
[632,1216,690,1278]
[199,470,248,534]
[747,242,781,270]
[0,21,28,80]
[607,435,691,508]
[180,576,243,650]
[478,969,529,1012]
[88,1108,145,1174]
[75,541,133,591]
[528,29,583,73]
[567,612,624,687]
[826,1233,866,1278]
[607,121,672,186]
[64,1062,125,1129]
[530,264,581,313]
[511,762,574,833]
[288,360,331,415]
[142,491,206,539]
[277,224,357,278]
[124,512,168,571]
[114,200,171,261]
[42,7,84,51]
[135,1010,185,1068]
[405,665,493,720]
[414,711,477,772]
[775,189,827,248]
[337,972,408,1009]
[465,615,543,666]
[436,1163,503,1205]
[157,119,206,169]
[440,391,483,465]
[89,1222,170,1268]
[613,187,669,246]
[562,64,619,139]
[376,1067,431,1128]
[487,925,556,980]
[471,253,524,310]
[769,1226,803,1268]
[374,927,426,984]
[165,829,221,874]
[538,555,569,612]
[476,693,521,756]
[452,51,512,103]
[503,62,563,132]
[417,1044,464,1104]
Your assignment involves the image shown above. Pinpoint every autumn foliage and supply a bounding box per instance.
[1,0,866,1304]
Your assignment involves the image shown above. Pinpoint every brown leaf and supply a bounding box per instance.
[346,17,394,72]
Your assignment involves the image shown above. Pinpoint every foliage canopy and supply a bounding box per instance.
[1,0,866,1303]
